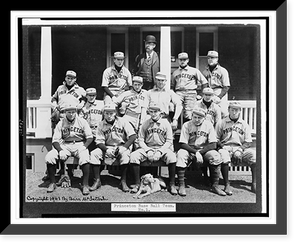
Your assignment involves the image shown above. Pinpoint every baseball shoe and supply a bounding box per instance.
[89,179,101,191]
[224,183,233,195]
[120,181,130,192]
[169,184,178,195]
[211,185,227,196]
[47,183,57,193]
[178,184,186,197]
[82,186,90,195]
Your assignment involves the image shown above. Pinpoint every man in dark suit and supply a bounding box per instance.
[133,35,160,90]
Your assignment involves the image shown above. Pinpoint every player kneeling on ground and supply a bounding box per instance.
[89,103,137,192]
[215,101,256,194]
[45,102,93,195]
[175,106,226,197]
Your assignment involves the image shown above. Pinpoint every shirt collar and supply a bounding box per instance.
[152,86,166,92]
[178,65,189,71]
[149,117,162,124]
[225,115,243,124]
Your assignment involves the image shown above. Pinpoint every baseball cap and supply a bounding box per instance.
[178,52,189,59]
[62,102,77,111]
[192,107,207,117]
[202,87,214,95]
[148,102,161,111]
[207,51,219,58]
[155,72,167,80]
[86,88,97,95]
[103,103,117,112]
[132,76,143,84]
[144,35,157,44]
[113,51,125,59]
[66,70,77,78]
[228,101,242,109]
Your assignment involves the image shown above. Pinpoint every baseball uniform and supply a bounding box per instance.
[101,65,132,104]
[45,114,93,166]
[130,117,176,165]
[90,116,136,165]
[215,116,256,165]
[80,99,104,137]
[202,64,230,116]
[176,119,222,168]
[172,65,207,119]
[196,99,222,126]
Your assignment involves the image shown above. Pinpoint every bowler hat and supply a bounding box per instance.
[144,35,157,44]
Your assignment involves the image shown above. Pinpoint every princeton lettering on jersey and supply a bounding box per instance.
[146,127,167,136]
[62,126,84,137]
[190,130,209,137]
[127,94,145,103]
[103,126,124,136]
[223,126,245,135]
[174,73,195,81]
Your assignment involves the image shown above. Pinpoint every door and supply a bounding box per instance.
[196,27,218,73]
[107,27,129,68]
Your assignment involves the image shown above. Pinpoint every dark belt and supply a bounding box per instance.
[64,140,83,144]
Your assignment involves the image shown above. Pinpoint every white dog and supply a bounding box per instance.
[133,173,166,199]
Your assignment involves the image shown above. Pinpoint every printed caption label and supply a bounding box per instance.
[111,203,176,212]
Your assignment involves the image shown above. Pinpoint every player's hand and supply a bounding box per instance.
[147,150,155,162]
[195,151,203,164]
[171,119,178,130]
[153,150,162,162]
[59,150,68,161]
[232,149,243,165]
[213,96,221,104]
[106,147,116,158]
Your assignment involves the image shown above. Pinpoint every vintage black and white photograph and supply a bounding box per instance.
[13,11,271,221]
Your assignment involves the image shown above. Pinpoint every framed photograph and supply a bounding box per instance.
[6,3,286,235]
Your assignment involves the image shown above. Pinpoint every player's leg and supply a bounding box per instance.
[119,149,131,192]
[89,148,104,191]
[243,148,256,193]
[176,149,191,196]
[218,147,233,195]
[44,149,60,192]
[129,149,147,193]
[163,149,177,195]
[78,148,91,195]
[204,150,227,196]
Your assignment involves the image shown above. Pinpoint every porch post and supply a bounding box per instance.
[160,26,171,89]
[40,26,52,102]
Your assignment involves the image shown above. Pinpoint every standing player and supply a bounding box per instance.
[171,52,207,121]
[89,103,137,192]
[215,102,256,194]
[133,35,160,90]
[202,51,230,117]
[195,87,221,127]
[130,102,177,195]
[148,72,182,130]
[113,76,149,148]
[51,70,86,126]
[45,101,93,195]
[175,106,226,196]
[101,52,132,105]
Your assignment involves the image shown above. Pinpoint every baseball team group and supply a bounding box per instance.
[44,35,256,198]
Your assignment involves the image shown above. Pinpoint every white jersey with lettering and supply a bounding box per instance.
[80,100,104,136]
[95,116,136,147]
[179,119,217,149]
[52,115,93,144]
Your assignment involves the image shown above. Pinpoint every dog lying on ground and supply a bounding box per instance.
[133,173,166,199]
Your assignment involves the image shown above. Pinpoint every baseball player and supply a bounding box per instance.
[51,70,86,126]
[176,106,226,196]
[195,87,222,126]
[80,88,104,140]
[147,72,183,130]
[202,51,230,117]
[45,100,93,195]
[113,76,149,148]
[130,102,177,195]
[215,101,256,194]
[171,52,207,121]
[101,52,132,105]
[89,103,137,192]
